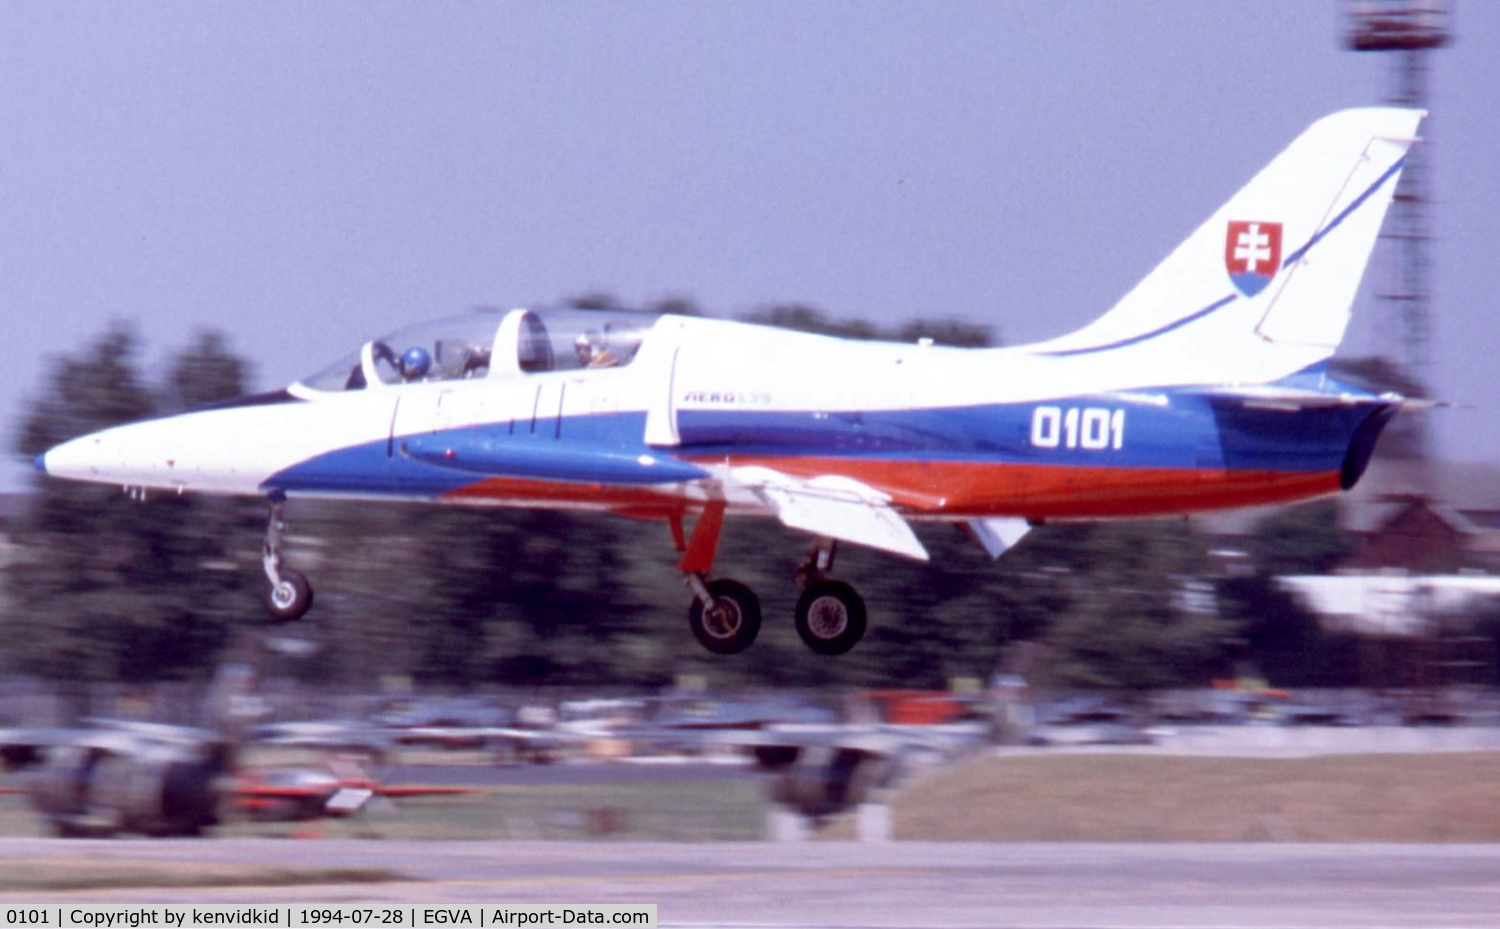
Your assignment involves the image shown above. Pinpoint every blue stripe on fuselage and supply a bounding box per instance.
[264,440,477,497]
[264,412,653,496]
[674,392,1386,473]
[264,393,1389,498]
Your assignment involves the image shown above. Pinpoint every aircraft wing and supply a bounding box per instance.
[730,466,929,561]
[717,725,900,762]
[234,783,471,801]
[0,730,64,769]
[233,773,472,819]
[250,721,394,756]
[0,728,150,769]
[83,719,221,743]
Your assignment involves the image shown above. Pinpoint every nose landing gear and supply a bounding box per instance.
[262,497,313,623]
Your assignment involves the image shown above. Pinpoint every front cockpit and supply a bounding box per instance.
[293,307,657,394]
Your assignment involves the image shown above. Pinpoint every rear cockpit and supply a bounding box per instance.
[293,307,658,395]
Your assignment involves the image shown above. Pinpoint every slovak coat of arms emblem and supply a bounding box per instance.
[1224,220,1283,297]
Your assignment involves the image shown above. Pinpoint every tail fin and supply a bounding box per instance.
[1032,108,1424,385]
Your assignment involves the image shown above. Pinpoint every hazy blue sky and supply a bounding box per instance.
[3,2,1495,493]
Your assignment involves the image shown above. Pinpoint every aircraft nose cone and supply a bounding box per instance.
[40,425,190,488]
[33,407,288,496]
[39,434,108,482]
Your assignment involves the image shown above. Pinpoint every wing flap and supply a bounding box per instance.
[732,466,929,561]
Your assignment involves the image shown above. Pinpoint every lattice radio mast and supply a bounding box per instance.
[1344,1,1450,403]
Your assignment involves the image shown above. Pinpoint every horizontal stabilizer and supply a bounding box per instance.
[1188,384,1392,411]
[1188,384,1440,416]
[731,466,929,561]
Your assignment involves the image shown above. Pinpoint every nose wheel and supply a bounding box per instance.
[262,498,314,623]
[265,568,313,623]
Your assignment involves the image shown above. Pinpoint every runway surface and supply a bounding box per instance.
[1,839,1498,928]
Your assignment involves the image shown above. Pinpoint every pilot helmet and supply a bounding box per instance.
[574,331,600,363]
[400,346,432,380]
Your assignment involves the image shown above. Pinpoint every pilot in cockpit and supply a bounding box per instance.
[573,331,618,368]
[399,346,432,381]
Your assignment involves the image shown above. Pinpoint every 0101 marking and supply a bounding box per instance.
[1030,406,1125,451]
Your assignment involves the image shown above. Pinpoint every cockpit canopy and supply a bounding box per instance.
[296,307,657,393]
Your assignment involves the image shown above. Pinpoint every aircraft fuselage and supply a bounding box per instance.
[35,108,1423,654]
[40,314,1391,523]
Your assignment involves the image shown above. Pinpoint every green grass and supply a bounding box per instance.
[879,751,1500,842]
[16,751,1500,848]
[0,861,401,892]
[222,776,767,842]
[1,768,769,843]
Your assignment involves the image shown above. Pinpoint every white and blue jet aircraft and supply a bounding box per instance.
[38,108,1425,657]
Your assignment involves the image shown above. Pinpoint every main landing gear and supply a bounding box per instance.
[793,540,867,656]
[262,496,314,623]
[686,576,763,655]
[675,507,867,657]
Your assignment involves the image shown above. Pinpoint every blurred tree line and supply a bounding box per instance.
[1,301,1412,692]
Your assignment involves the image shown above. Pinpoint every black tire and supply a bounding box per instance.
[688,579,761,655]
[795,580,867,655]
[264,568,314,623]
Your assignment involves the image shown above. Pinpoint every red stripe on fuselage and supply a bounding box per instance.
[694,456,1342,520]
[440,476,683,515]
[436,458,1341,522]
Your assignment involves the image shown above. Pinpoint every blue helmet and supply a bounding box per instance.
[400,346,432,380]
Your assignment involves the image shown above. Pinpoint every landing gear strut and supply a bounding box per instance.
[677,503,760,655]
[262,497,313,623]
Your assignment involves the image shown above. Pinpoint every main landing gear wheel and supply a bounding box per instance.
[688,579,762,655]
[795,580,867,656]
[264,568,314,624]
